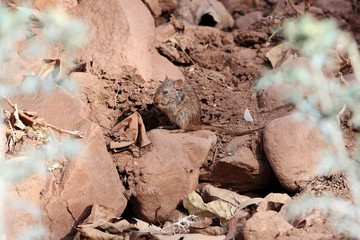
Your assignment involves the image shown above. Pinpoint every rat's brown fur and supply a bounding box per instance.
[154,77,264,135]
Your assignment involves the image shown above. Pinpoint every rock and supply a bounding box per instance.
[271,1,324,16]
[71,0,183,81]
[236,48,257,61]
[235,11,263,31]
[234,30,268,47]
[314,0,352,14]
[225,208,250,240]
[263,115,332,192]
[257,84,293,109]
[209,136,275,191]
[131,129,217,223]
[221,0,255,14]
[143,0,162,17]
[72,72,116,130]
[158,0,177,12]
[242,211,293,240]
[6,88,127,239]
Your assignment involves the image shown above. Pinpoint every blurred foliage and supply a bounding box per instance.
[257,14,360,238]
[0,3,87,239]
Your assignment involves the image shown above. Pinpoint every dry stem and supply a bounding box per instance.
[3,97,83,138]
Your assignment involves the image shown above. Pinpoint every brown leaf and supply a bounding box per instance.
[225,209,250,240]
[110,112,151,150]
[82,204,117,224]
[129,231,160,240]
[265,43,297,69]
[36,59,60,80]
[76,226,123,240]
[257,193,291,212]
[200,184,251,206]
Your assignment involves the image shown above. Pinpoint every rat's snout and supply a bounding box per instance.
[154,95,162,106]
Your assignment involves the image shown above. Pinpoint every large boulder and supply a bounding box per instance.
[263,115,333,192]
[210,135,275,191]
[71,0,183,81]
[7,88,127,239]
[131,129,217,222]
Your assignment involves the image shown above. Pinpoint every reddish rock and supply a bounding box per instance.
[314,0,352,14]
[221,0,256,14]
[263,115,332,192]
[242,211,293,240]
[235,11,263,30]
[143,0,162,17]
[72,0,183,82]
[131,129,217,223]
[210,136,274,191]
[6,88,127,239]
[257,84,293,109]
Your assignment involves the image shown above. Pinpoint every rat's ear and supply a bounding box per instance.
[174,79,184,89]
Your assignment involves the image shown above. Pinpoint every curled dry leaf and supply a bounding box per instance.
[76,204,163,239]
[12,104,26,130]
[266,43,297,69]
[157,234,225,240]
[110,112,151,151]
[190,220,226,235]
[200,184,251,206]
[82,204,117,224]
[183,190,236,220]
[257,193,291,212]
[76,226,123,240]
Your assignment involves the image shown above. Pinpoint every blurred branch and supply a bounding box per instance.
[3,97,83,138]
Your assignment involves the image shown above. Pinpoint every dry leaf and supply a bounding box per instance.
[237,198,263,210]
[157,234,225,240]
[83,204,117,224]
[225,209,251,240]
[110,112,151,150]
[257,193,291,212]
[12,104,26,130]
[183,191,236,220]
[266,43,297,69]
[76,226,123,240]
[200,184,251,207]
[129,231,160,240]
[36,59,60,80]
[190,225,226,235]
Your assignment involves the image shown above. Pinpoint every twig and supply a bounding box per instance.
[175,41,196,66]
[211,138,221,164]
[3,97,83,138]
[286,0,303,15]
[336,73,348,125]
[298,176,319,196]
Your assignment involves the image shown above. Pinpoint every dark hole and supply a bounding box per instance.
[198,13,217,27]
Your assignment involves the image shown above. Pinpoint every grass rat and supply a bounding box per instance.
[153,77,264,135]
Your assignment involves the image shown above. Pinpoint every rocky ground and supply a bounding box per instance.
[2,0,360,239]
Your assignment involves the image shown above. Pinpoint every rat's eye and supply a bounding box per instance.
[162,90,168,95]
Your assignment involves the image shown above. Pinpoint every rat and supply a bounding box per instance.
[153,77,264,135]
